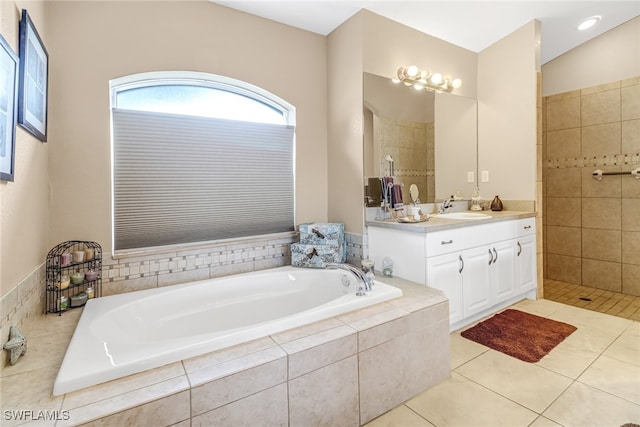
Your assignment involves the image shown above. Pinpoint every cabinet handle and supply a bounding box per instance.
[441,240,453,245]
[524,225,532,230]
[493,247,498,263]
[517,241,522,256]
[488,249,494,265]
[458,255,464,273]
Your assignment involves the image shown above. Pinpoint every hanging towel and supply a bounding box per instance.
[392,184,404,210]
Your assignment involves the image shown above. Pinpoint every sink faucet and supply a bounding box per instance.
[440,197,455,214]
[325,263,372,296]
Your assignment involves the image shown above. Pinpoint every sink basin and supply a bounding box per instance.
[434,212,490,220]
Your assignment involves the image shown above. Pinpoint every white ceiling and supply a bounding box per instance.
[212,1,640,64]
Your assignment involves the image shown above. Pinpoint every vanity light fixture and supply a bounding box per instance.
[392,65,462,93]
[578,15,601,31]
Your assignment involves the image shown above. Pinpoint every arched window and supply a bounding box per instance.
[110,72,295,251]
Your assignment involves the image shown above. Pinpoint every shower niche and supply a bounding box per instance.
[45,240,102,315]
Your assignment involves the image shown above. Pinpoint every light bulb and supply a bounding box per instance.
[413,84,424,91]
[391,78,400,84]
[407,65,419,78]
[578,15,601,31]
[430,73,443,84]
[451,78,462,88]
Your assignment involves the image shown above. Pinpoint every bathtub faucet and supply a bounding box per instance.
[325,263,372,296]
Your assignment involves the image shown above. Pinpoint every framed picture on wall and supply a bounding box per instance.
[17,9,48,142]
[0,33,19,181]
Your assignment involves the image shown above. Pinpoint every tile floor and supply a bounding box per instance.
[365,298,640,427]
[544,279,640,321]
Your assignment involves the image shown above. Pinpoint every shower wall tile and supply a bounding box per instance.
[622,119,640,153]
[622,264,640,296]
[546,254,581,284]
[546,197,581,227]
[547,128,581,160]
[288,355,360,427]
[544,76,640,293]
[582,89,621,126]
[622,83,640,120]
[192,384,288,427]
[622,198,640,231]
[546,168,581,197]
[582,166,622,198]
[582,198,621,230]
[581,122,621,157]
[546,226,581,257]
[582,259,622,292]
[622,231,640,265]
[582,229,621,263]
[546,94,580,131]
[581,80,621,95]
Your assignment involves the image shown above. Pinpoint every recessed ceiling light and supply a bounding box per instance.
[578,15,601,31]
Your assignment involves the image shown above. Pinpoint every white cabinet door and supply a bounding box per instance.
[461,246,492,317]
[427,252,464,325]
[516,235,537,293]
[491,240,517,303]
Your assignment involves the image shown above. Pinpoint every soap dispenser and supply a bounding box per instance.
[470,188,482,211]
[490,195,504,211]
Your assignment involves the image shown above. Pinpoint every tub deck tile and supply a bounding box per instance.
[182,336,278,374]
[59,375,190,426]
[62,362,186,410]
[185,345,286,386]
[271,317,345,345]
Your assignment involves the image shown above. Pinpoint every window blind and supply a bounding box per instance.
[112,109,295,250]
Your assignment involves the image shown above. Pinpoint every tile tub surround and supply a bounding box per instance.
[0,276,449,426]
[543,76,640,296]
[0,234,295,370]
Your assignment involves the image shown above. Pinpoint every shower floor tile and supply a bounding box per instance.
[544,279,640,321]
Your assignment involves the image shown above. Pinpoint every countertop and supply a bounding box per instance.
[365,210,536,233]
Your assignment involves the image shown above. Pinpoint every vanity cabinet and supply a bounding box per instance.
[426,221,519,327]
[368,215,537,331]
[515,218,537,294]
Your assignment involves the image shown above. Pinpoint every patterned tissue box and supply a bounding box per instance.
[291,242,343,268]
[292,222,346,268]
[299,223,344,246]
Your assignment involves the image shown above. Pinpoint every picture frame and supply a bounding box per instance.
[0,33,19,181]
[17,9,48,142]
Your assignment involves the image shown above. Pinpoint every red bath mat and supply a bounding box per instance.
[460,309,577,363]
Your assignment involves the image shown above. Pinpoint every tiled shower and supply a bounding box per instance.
[543,76,640,297]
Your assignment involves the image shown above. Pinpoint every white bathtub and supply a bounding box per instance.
[53,266,402,396]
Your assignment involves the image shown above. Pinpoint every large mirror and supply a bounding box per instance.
[363,72,477,205]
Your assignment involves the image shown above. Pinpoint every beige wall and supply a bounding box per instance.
[44,1,327,256]
[0,1,49,297]
[477,20,540,202]
[328,10,478,234]
[542,17,640,97]
[1,1,328,301]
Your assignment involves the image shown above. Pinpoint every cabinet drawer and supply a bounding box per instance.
[426,228,463,257]
[463,221,515,248]
[516,217,536,237]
